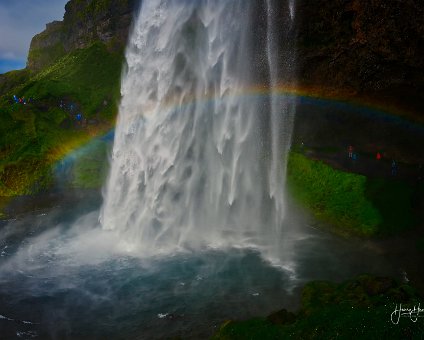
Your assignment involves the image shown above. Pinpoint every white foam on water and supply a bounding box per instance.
[0,314,14,321]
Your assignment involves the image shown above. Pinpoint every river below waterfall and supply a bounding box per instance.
[0,189,399,339]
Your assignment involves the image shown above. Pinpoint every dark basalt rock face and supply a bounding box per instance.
[27,21,65,71]
[26,0,423,117]
[27,0,141,72]
[294,0,424,117]
[62,0,140,52]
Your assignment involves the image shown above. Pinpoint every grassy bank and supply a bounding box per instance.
[0,42,122,196]
[69,139,109,189]
[286,152,416,237]
[213,275,423,339]
[20,42,123,120]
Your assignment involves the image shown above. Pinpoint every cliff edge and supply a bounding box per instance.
[27,0,140,72]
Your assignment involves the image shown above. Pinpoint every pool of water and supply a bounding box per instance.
[0,192,400,339]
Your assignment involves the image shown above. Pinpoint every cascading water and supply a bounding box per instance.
[266,0,297,229]
[100,0,296,259]
[289,0,295,20]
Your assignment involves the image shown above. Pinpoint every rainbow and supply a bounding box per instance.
[58,84,424,162]
[0,84,414,199]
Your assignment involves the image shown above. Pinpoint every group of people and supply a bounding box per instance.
[59,100,84,124]
[347,145,358,161]
[12,95,34,105]
[9,95,86,128]
[11,95,84,124]
[348,145,398,176]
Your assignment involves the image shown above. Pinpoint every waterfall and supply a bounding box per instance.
[289,0,295,20]
[266,0,296,228]
[100,0,296,258]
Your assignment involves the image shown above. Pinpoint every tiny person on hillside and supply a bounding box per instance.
[348,145,353,158]
[391,160,397,176]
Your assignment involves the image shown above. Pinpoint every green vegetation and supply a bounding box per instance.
[71,0,130,23]
[287,152,415,237]
[0,69,30,96]
[417,238,424,253]
[287,152,382,236]
[0,197,9,218]
[213,275,424,339]
[28,39,66,72]
[213,319,286,340]
[26,19,65,71]
[70,139,109,189]
[0,42,123,196]
[20,42,123,119]
[365,179,415,234]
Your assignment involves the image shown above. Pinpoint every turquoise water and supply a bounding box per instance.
[0,192,399,339]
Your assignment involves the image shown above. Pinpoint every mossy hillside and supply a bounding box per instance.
[287,151,381,236]
[0,114,90,196]
[0,69,30,97]
[28,42,66,73]
[70,0,131,21]
[20,42,123,120]
[213,275,424,339]
[417,238,424,253]
[70,139,109,189]
[287,152,415,237]
[0,42,123,196]
[365,179,415,235]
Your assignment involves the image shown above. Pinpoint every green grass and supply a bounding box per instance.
[0,42,123,196]
[0,69,30,96]
[417,238,424,253]
[28,42,66,72]
[70,139,109,189]
[213,275,424,340]
[213,318,286,340]
[365,178,415,234]
[287,152,382,236]
[19,42,123,120]
[287,152,415,237]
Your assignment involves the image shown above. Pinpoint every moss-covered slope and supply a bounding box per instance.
[0,42,122,196]
[287,151,417,237]
[213,275,424,339]
[27,0,139,72]
[0,0,141,197]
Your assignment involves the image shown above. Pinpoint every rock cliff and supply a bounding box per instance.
[294,0,424,117]
[21,0,424,118]
[27,0,140,72]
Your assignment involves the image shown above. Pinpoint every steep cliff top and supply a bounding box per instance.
[27,0,139,72]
